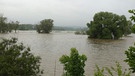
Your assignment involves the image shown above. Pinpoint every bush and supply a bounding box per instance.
[0,38,43,76]
[125,44,135,73]
[59,48,87,76]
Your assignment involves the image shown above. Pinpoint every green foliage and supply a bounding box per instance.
[0,38,43,76]
[87,12,131,39]
[124,20,132,35]
[94,65,104,76]
[59,48,87,76]
[0,15,19,33]
[18,24,35,30]
[9,21,19,33]
[75,31,86,35]
[94,62,131,76]
[129,9,135,22]
[125,44,135,73]
[0,15,8,33]
[131,24,135,33]
[129,9,135,33]
[36,19,53,33]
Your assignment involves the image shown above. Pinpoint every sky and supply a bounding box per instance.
[0,0,135,27]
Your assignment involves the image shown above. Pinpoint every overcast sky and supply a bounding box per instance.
[0,0,135,27]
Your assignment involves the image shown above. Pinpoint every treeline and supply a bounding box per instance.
[18,24,36,30]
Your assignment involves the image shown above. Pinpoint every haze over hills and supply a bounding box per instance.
[18,24,88,31]
[52,25,87,31]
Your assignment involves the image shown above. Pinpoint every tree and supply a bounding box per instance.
[129,9,135,22]
[59,48,87,76]
[9,21,19,33]
[132,24,135,33]
[7,22,13,32]
[0,15,19,33]
[0,38,43,76]
[125,44,135,73]
[8,21,19,33]
[87,12,131,39]
[36,19,53,33]
[13,21,19,33]
[124,20,132,36]
[129,9,135,33]
[0,15,8,33]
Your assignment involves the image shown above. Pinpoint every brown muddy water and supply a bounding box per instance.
[0,31,135,76]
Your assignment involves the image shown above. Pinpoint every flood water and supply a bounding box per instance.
[0,31,135,76]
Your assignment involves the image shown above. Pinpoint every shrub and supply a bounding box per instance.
[59,48,87,76]
[0,38,43,76]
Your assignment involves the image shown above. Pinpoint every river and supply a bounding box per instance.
[0,30,135,76]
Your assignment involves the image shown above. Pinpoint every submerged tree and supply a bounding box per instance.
[87,12,131,39]
[0,38,43,76]
[36,19,53,33]
[12,21,19,33]
[0,14,20,33]
[8,21,19,33]
[59,48,87,76]
[124,20,132,36]
[0,15,8,33]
